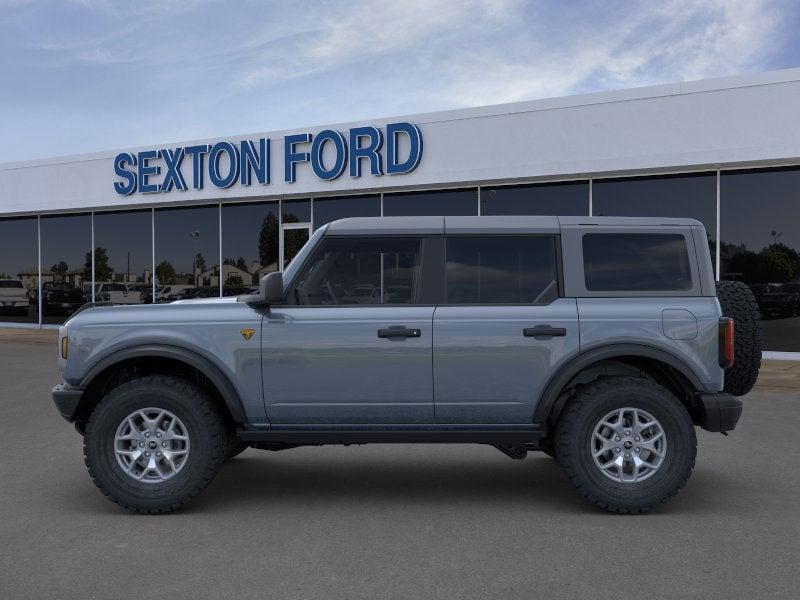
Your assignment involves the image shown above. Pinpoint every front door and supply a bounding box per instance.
[262,234,435,424]
[433,234,580,423]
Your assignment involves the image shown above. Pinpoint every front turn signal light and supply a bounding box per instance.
[61,336,68,360]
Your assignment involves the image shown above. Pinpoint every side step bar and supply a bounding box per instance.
[237,424,546,446]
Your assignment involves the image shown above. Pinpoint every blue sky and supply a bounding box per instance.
[1,0,799,162]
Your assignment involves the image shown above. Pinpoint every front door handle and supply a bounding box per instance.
[523,325,567,338]
[378,327,422,339]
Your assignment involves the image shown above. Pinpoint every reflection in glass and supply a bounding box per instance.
[39,214,91,324]
[283,228,310,269]
[583,234,692,292]
[221,202,278,296]
[721,167,800,351]
[383,189,478,216]
[313,195,381,229]
[446,236,558,304]
[154,205,219,302]
[593,173,717,271]
[93,210,153,303]
[282,199,311,223]
[481,182,589,216]
[291,237,422,305]
[0,217,39,323]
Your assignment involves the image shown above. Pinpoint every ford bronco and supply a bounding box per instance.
[51,216,762,514]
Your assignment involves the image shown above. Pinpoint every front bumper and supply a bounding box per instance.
[696,393,743,433]
[52,383,85,422]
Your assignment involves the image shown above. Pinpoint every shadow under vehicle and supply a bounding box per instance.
[0,279,30,315]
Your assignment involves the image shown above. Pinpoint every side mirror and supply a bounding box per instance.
[260,271,284,304]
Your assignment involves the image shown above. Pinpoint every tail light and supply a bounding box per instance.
[719,317,734,369]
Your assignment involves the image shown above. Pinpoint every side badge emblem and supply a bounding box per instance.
[240,328,256,341]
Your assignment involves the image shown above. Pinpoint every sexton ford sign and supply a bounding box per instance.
[112,122,423,195]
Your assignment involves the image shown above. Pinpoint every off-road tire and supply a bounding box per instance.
[224,438,249,461]
[716,280,762,396]
[555,376,696,514]
[84,375,227,514]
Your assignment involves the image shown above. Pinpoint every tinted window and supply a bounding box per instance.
[40,213,91,324]
[221,201,278,296]
[481,181,589,216]
[0,217,38,323]
[583,233,692,291]
[383,189,478,216]
[720,167,800,351]
[446,236,558,304]
[282,199,311,223]
[154,205,219,298]
[313,195,381,229]
[93,210,153,303]
[291,237,422,305]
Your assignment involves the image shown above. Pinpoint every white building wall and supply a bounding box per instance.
[2,69,800,215]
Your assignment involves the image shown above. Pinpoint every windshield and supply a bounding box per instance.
[0,280,23,288]
[282,226,327,287]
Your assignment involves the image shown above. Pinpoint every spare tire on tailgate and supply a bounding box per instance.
[716,281,762,396]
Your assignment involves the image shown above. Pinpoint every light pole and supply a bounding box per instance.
[190,231,200,285]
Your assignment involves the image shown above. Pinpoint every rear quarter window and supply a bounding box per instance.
[582,233,692,292]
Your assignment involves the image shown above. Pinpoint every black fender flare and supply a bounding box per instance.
[80,344,247,424]
[533,343,704,424]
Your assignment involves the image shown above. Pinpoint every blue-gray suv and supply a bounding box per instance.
[51,216,762,514]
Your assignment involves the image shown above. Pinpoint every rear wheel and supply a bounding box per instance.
[716,280,762,396]
[555,376,696,514]
[84,375,227,514]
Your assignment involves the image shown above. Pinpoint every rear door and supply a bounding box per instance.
[433,234,580,423]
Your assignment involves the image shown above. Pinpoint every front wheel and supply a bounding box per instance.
[555,376,696,514]
[84,375,227,514]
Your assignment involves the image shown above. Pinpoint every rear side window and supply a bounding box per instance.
[583,233,692,291]
[445,236,559,304]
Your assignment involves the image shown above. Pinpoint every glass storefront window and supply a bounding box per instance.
[154,205,219,302]
[39,213,92,324]
[93,210,153,304]
[0,217,39,323]
[313,195,381,229]
[593,173,717,271]
[480,181,589,216]
[282,199,311,223]
[383,189,478,216]
[721,167,800,352]
[221,202,278,296]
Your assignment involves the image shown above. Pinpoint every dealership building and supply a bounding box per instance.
[1,68,800,357]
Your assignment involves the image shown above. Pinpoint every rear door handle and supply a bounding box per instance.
[378,327,422,339]
[523,325,567,338]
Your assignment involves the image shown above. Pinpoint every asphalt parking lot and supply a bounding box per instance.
[1,341,799,600]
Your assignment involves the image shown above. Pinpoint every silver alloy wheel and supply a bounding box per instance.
[591,407,666,483]
[114,408,190,483]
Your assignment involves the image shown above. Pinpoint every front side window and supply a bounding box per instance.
[290,237,422,305]
[583,233,692,291]
[445,236,559,304]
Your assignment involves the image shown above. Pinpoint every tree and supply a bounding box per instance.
[226,274,244,287]
[51,261,68,275]
[236,256,248,271]
[84,247,113,282]
[156,261,176,285]
[194,253,206,273]
[258,213,279,268]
